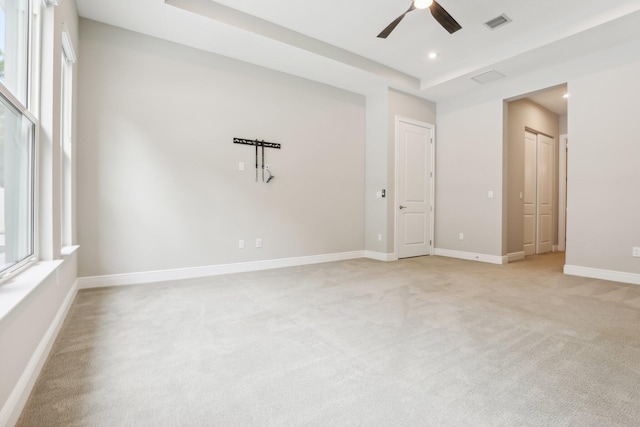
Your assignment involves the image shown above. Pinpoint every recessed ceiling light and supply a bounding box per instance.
[428,52,438,60]
[563,93,570,99]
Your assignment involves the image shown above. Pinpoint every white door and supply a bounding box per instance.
[536,134,553,254]
[397,119,433,258]
[523,131,537,256]
[523,131,554,255]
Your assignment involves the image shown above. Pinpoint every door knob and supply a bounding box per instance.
[399,205,407,209]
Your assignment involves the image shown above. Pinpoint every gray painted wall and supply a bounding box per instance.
[566,59,640,274]
[559,114,568,135]
[77,20,366,277]
[506,99,559,255]
[364,88,388,254]
[435,100,505,257]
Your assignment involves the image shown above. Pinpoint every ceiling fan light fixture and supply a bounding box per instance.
[414,0,433,10]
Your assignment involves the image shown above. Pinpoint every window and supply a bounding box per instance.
[60,28,76,247]
[0,92,35,275]
[0,0,37,278]
[0,0,30,105]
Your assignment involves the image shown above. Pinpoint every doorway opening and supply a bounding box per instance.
[505,84,568,262]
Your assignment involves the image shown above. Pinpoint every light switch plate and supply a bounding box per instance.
[633,247,640,257]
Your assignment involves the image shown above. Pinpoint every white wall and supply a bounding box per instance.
[435,100,505,257]
[77,20,366,277]
[565,59,640,276]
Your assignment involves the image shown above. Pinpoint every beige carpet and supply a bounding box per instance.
[17,253,640,426]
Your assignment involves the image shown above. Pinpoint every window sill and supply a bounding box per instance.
[0,246,79,324]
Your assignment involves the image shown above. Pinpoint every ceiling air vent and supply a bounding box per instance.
[484,14,512,30]
[471,70,506,85]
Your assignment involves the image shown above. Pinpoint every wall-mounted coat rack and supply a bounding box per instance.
[233,137,281,183]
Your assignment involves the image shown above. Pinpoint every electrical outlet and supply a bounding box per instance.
[256,238,262,248]
[238,240,244,249]
[459,233,464,240]
[265,164,270,171]
[633,247,640,257]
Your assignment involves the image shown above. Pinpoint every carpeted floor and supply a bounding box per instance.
[17,253,640,426]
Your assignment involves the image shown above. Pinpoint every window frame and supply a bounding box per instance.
[0,0,41,282]
[0,83,39,282]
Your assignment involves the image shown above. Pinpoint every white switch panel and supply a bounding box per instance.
[378,234,382,241]
[488,191,494,199]
[238,240,244,249]
[239,162,245,171]
[633,247,640,257]
[459,233,464,240]
[376,191,382,199]
[256,238,262,248]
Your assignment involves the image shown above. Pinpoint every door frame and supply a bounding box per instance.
[558,134,568,252]
[394,116,435,258]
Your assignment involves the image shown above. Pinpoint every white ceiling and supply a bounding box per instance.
[75,0,640,109]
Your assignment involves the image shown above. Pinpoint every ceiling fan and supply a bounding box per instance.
[377,0,462,38]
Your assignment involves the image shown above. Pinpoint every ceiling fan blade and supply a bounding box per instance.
[430,1,462,34]
[377,3,416,39]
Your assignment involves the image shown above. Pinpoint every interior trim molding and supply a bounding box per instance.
[435,248,508,265]
[78,251,367,289]
[0,280,79,427]
[508,251,525,263]
[364,251,397,262]
[564,265,640,286]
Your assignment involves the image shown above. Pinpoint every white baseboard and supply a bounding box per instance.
[364,251,397,262]
[435,248,508,265]
[508,252,525,263]
[0,280,78,427]
[78,251,367,289]
[564,265,640,286]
